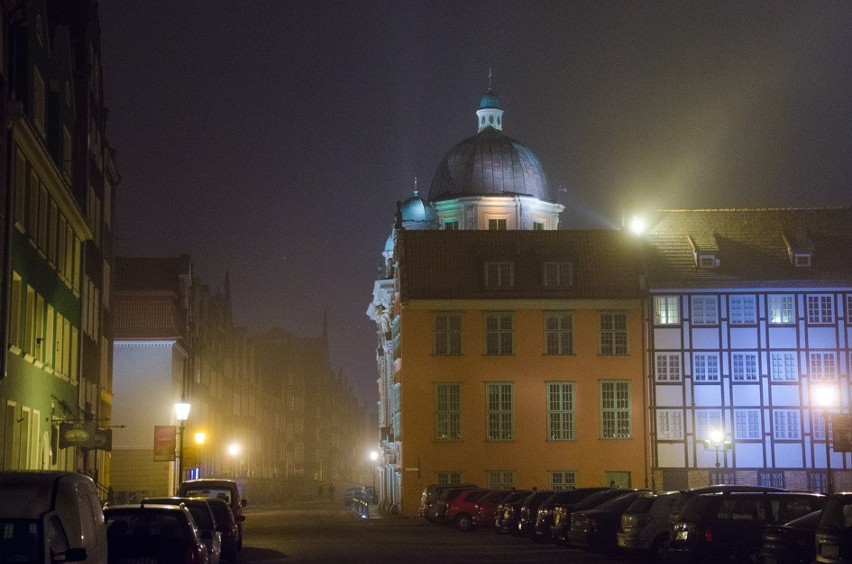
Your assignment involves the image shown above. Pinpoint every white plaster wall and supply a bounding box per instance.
[657,442,686,467]
[694,385,723,406]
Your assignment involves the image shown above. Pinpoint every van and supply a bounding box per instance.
[178,478,246,549]
[815,492,852,563]
[0,471,108,563]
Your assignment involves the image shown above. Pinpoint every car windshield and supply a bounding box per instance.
[0,518,42,563]
[182,487,232,505]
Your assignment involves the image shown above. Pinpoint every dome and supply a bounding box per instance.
[478,89,501,110]
[428,127,550,201]
[398,192,438,230]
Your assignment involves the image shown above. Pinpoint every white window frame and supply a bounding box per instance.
[484,261,514,289]
[695,409,723,441]
[770,352,798,382]
[600,381,631,439]
[655,353,682,382]
[546,382,575,440]
[487,218,507,231]
[656,409,684,440]
[434,312,462,356]
[807,294,834,324]
[691,296,718,325]
[487,470,515,489]
[768,294,795,324]
[544,312,573,355]
[543,261,572,289]
[435,383,461,441]
[809,351,837,381]
[550,470,577,491]
[654,296,680,325]
[735,409,762,439]
[693,353,720,382]
[773,409,801,439]
[486,382,514,441]
[485,312,513,355]
[731,352,759,382]
[599,311,628,355]
[729,295,757,325]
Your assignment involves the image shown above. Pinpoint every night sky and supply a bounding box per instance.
[98,1,852,406]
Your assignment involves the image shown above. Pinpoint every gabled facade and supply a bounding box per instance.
[644,208,852,492]
[375,230,648,515]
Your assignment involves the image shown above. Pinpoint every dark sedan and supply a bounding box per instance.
[551,488,634,545]
[494,490,532,533]
[533,488,607,543]
[516,490,555,537]
[759,509,821,564]
[567,490,649,554]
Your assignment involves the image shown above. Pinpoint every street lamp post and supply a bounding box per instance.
[228,443,241,477]
[703,428,733,481]
[194,432,206,477]
[174,400,191,491]
[369,450,379,491]
[813,384,838,495]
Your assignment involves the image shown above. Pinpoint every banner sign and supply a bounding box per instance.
[58,422,111,451]
[153,425,176,461]
[833,414,852,453]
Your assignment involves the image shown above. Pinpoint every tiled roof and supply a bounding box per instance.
[643,208,852,288]
[396,230,643,301]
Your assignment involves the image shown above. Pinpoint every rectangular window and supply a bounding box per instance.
[546,382,575,440]
[809,352,837,381]
[435,383,461,441]
[488,218,507,230]
[542,261,572,289]
[45,304,54,368]
[693,353,720,382]
[484,261,514,289]
[544,312,573,355]
[768,295,795,324]
[758,470,785,488]
[600,381,631,439]
[813,411,833,441]
[486,383,513,440]
[656,409,684,440]
[729,295,757,324]
[14,153,26,226]
[691,296,718,325]
[809,472,828,495]
[807,295,834,324]
[655,353,682,382]
[35,294,44,363]
[770,352,798,381]
[485,312,513,355]
[487,470,515,489]
[28,169,38,237]
[437,472,461,485]
[37,184,47,250]
[25,286,35,355]
[533,222,545,231]
[434,313,461,355]
[58,215,67,279]
[731,352,758,382]
[9,273,22,349]
[654,296,680,325]
[62,126,73,178]
[599,311,628,355]
[695,409,723,440]
[773,410,801,439]
[735,409,761,439]
[550,470,577,491]
[443,220,458,230]
[48,201,57,265]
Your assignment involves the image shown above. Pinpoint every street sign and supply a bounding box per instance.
[832,414,852,453]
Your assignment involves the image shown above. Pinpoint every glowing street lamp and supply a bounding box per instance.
[174,400,191,490]
[228,442,241,477]
[703,428,732,472]
[813,384,839,494]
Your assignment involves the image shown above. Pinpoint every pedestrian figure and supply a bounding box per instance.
[328,484,335,501]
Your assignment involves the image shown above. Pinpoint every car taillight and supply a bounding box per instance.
[701,524,713,543]
[588,517,598,530]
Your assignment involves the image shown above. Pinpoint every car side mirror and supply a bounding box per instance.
[55,547,87,562]
[237,515,246,522]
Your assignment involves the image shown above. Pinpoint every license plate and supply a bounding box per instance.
[822,544,839,559]
[676,530,688,541]
[617,536,626,547]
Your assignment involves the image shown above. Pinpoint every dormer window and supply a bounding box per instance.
[542,261,572,289]
[698,254,719,268]
[794,253,812,267]
[485,261,514,289]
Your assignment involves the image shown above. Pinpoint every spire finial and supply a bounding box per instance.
[413,176,418,196]
[488,66,493,91]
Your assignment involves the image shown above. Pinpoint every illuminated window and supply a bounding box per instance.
[484,261,513,289]
[484,312,513,355]
[487,218,507,230]
[693,353,720,382]
[487,470,515,489]
[770,352,798,381]
[544,312,573,355]
[729,295,756,324]
[695,410,722,440]
[600,381,631,439]
[542,261,572,288]
[433,313,461,355]
[599,311,627,355]
[813,411,833,441]
[654,296,680,325]
[691,296,718,325]
[486,383,513,440]
[735,410,761,439]
[655,353,682,382]
[732,352,758,381]
[807,295,834,324]
[546,382,575,440]
[656,409,683,440]
[768,295,794,324]
[434,383,460,441]
[773,410,801,439]
[809,352,837,381]
[550,471,576,491]
[758,470,785,488]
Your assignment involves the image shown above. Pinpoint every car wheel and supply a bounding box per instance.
[454,513,472,531]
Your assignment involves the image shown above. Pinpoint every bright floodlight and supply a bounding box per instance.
[369,450,379,462]
[813,385,838,408]
[227,443,241,457]
[174,401,191,422]
[628,215,646,235]
[194,432,206,445]
[710,428,724,444]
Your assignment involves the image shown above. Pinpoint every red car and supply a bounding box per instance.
[472,490,512,529]
[443,488,494,531]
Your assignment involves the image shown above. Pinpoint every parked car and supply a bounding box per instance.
[616,490,680,562]
[145,497,222,564]
[471,489,511,530]
[668,484,787,527]
[442,488,494,531]
[104,503,209,564]
[815,492,852,563]
[759,509,821,564]
[668,491,825,563]
[568,490,649,553]
[0,471,107,563]
[516,490,555,537]
[551,488,634,545]
[533,488,607,543]
[493,490,533,532]
[178,479,246,550]
[432,487,480,525]
[204,497,241,564]
[419,483,477,523]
